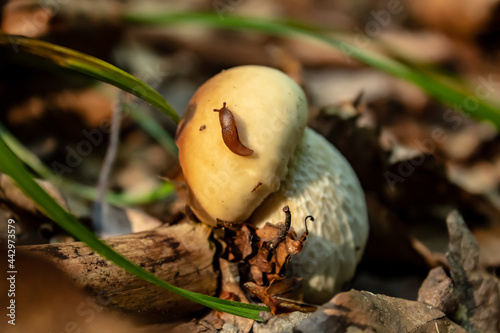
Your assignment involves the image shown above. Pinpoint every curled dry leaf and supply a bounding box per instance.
[221,206,314,314]
[244,281,317,315]
[418,266,459,315]
[248,248,274,285]
[233,224,253,261]
[244,282,281,314]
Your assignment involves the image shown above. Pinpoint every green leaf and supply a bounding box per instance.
[0,137,269,320]
[0,34,180,124]
[125,102,179,158]
[123,12,500,129]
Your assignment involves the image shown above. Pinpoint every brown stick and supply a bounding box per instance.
[19,221,218,323]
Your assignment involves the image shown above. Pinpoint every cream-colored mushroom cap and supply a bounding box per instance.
[176,65,308,225]
[249,128,369,304]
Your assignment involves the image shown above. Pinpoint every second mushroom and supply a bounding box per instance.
[175,65,369,304]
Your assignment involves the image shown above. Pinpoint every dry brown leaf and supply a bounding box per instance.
[217,259,254,333]
[295,290,467,333]
[272,235,304,273]
[408,0,498,39]
[0,173,68,215]
[418,266,458,315]
[266,277,302,299]
[233,224,254,260]
[250,264,266,286]
[219,259,249,304]
[446,211,500,333]
[248,248,274,275]
[244,281,315,315]
[255,222,280,243]
[244,282,280,314]
[222,206,311,314]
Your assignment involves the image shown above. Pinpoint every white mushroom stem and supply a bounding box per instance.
[249,128,369,304]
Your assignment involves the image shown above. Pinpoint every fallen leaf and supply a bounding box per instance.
[222,206,311,313]
[244,282,280,314]
[446,210,500,333]
[418,266,458,315]
[217,259,254,333]
[244,281,315,315]
[0,173,68,215]
[295,290,467,333]
[255,222,280,243]
[233,224,254,260]
[248,248,274,275]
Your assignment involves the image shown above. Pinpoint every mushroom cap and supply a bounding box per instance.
[176,65,308,225]
[249,128,369,304]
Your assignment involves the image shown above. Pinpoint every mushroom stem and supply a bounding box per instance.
[250,128,369,304]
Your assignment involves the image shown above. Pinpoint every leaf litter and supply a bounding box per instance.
[217,205,317,315]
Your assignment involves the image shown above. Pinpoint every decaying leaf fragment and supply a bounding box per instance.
[0,173,68,215]
[232,224,254,261]
[289,210,500,333]
[222,206,315,314]
[217,259,254,333]
[446,210,500,333]
[418,266,458,315]
[294,290,467,333]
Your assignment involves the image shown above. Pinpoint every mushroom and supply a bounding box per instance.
[175,65,369,304]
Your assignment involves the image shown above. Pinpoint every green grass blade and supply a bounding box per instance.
[0,122,175,206]
[125,103,179,158]
[61,181,175,206]
[0,137,269,320]
[123,12,500,129]
[0,34,180,124]
[0,122,54,181]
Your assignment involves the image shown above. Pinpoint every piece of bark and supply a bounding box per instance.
[19,221,218,323]
[295,290,467,333]
[418,266,458,315]
[446,210,500,333]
